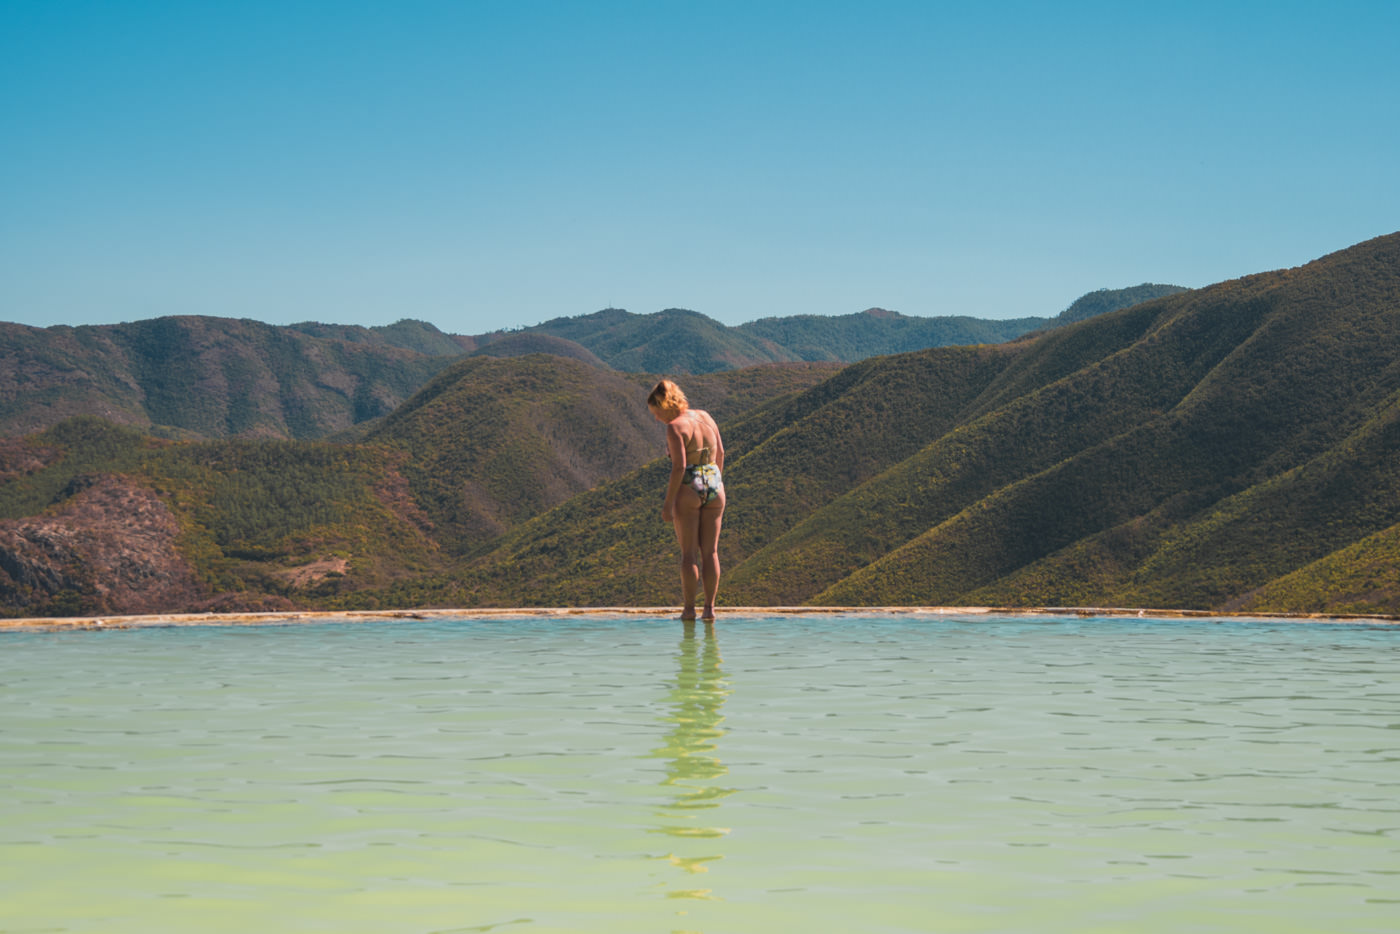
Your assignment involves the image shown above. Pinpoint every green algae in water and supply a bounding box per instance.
[2,614,1398,933]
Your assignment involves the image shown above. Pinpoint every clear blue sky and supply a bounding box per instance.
[3,0,1397,333]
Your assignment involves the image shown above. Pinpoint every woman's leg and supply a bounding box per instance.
[698,490,725,620]
[671,494,702,620]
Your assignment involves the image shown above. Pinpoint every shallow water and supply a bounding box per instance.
[2,613,1398,933]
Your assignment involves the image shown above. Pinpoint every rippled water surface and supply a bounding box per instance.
[3,614,1399,932]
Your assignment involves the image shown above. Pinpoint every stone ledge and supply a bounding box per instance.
[2,605,1395,633]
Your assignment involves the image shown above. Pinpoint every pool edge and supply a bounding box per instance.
[2,605,1396,633]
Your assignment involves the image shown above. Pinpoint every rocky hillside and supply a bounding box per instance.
[0,473,204,618]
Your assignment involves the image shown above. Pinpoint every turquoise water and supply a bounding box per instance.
[2,613,1398,933]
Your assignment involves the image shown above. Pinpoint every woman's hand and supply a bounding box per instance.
[661,501,675,523]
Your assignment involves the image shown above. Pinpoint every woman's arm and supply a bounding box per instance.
[661,419,687,522]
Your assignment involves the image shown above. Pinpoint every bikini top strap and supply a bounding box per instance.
[689,411,716,465]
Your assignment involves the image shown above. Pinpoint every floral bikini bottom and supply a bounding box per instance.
[684,463,723,505]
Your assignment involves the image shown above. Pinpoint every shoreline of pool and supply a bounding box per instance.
[1,605,1396,632]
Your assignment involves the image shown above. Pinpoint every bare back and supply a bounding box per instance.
[673,409,724,468]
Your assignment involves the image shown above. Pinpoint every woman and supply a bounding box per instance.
[647,379,726,622]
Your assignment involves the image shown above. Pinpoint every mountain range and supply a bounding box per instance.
[1,236,1396,620]
[451,234,1400,616]
[0,284,1182,440]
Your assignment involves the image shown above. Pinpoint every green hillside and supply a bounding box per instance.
[0,354,840,617]
[0,416,446,616]
[486,289,1185,372]
[819,238,1400,609]
[288,318,471,356]
[495,293,1181,373]
[1232,521,1400,615]
[0,316,455,440]
[454,232,1400,616]
[736,308,1045,360]
[3,234,1395,619]
[469,333,609,367]
[451,344,1020,607]
[1052,284,1188,324]
[361,355,661,553]
[361,355,844,555]
[484,308,801,373]
[0,288,1168,440]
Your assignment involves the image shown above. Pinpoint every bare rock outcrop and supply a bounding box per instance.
[0,475,205,616]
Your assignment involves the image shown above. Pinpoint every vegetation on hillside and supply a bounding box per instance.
[469,333,609,368]
[1,287,1167,440]
[456,233,1400,617]
[736,309,1042,361]
[0,416,445,615]
[0,317,456,440]
[3,235,1397,618]
[1052,284,1187,324]
[482,308,802,374]
[362,355,661,553]
[0,355,841,616]
[289,318,470,356]
[362,355,843,555]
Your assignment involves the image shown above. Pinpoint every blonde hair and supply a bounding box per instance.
[647,379,689,418]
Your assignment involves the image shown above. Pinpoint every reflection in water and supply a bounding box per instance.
[651,620,734,901]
